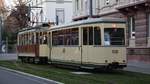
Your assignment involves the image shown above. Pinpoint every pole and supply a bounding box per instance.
[89,0,93,18]
[6,37,8,53]
[28,4,31,22]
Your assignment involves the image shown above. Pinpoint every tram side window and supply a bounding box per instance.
[104,28,125,46]
[94,27,101,45]
[36,33,39,44]
[83,27,94,45]
[40,32,43,44]
[71,28,79,45]
[43,34,47,44]
[52,28,79,46]
[83,28,88,45]
[52,31,59,45]
[58,31,64,45]
[31,34,34,44]
[89,27,93,45]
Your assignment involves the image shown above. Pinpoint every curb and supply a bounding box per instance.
[0,66,64,84]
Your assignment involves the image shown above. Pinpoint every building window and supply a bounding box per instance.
[106,0,110,5]
[128,16,135,39]
[76,0,79,11]
[85,0,88,14]
[56,0,64,4]
[56,8,65,25]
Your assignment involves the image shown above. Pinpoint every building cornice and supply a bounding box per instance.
[43,0,72,3]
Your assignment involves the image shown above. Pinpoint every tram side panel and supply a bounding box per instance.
[39,44,49,61]
[81,23,127,69]
[50,28,82,65]
[51,47,81,65]
[82,47,126,68]
[17,45,39,61]
[17,30,49,63]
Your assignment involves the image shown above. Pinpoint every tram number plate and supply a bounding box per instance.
[112,50,119,54]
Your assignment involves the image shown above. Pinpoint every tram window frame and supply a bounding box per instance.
[104,28,125,46]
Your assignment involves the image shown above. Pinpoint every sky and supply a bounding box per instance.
[5,0,14,7]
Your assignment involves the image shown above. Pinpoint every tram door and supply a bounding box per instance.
[81,26,104,64]
[48,32,52,61]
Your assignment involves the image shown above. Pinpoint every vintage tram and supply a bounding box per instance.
[17,25,49,63]
[17,18,127,69]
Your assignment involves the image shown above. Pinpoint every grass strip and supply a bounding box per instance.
[0,61,150,84]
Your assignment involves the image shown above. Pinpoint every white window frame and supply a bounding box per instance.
[56,8,65,25]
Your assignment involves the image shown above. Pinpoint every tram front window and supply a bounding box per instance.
[104,28,125,46]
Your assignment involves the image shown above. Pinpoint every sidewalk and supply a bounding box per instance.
[124,61,150,74]
[0,53,17,60]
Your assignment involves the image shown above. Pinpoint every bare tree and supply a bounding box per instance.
[4,0,30,33]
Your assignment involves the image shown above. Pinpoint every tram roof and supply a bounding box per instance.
[50,18,126,30]
[18,24,49,34]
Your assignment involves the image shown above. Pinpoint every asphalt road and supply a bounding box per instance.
[124,61,150,74]
[0,68,59,84]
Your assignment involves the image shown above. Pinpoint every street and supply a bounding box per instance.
[0,67,59,84]
[124,61,150,74]
[0,53,17,60]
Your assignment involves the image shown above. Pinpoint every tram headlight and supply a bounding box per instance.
[105,60,108,63]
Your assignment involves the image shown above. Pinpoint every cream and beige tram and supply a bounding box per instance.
[49,18,127,69]
[17,25,49,63]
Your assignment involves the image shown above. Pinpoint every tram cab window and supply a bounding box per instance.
[104,32,110,46]
[104,28,125,46]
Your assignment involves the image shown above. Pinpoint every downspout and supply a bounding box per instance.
[89,0,93,18]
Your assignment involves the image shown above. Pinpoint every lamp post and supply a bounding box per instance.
[0,16,2,45]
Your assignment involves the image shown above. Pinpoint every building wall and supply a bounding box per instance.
[73,0,150,65]
[43,0,72,24]
[28,0,73,26]
[72,0,145,20]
